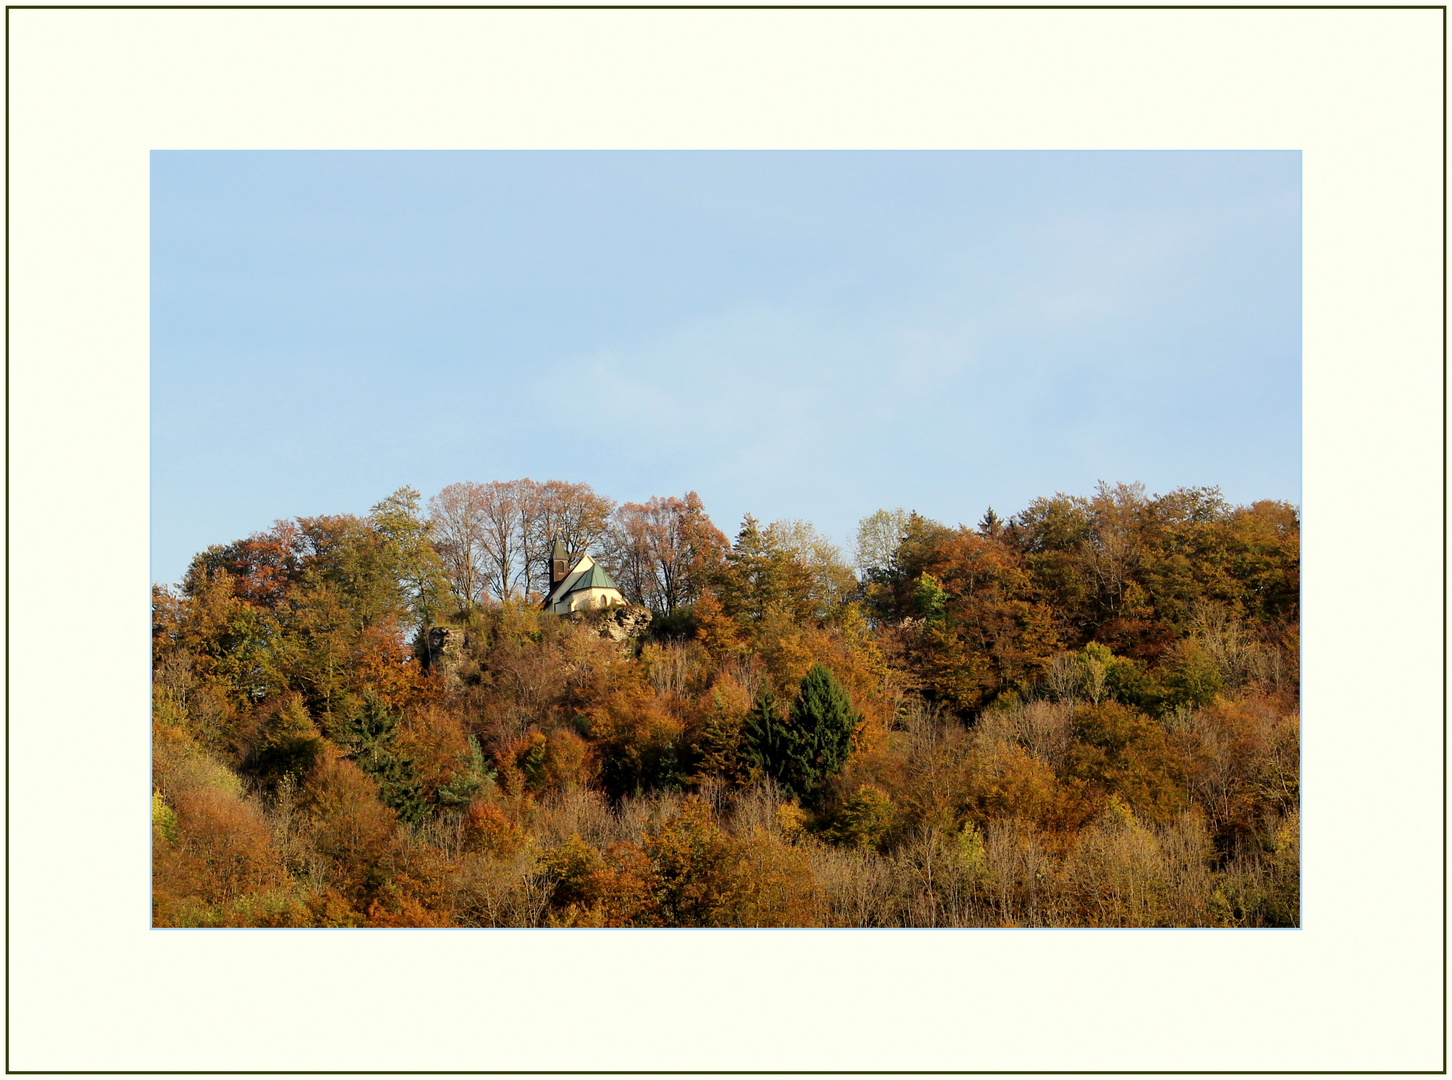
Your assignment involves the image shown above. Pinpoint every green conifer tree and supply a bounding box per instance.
[742,665,861,803]
[339,693,426,826]
[740,687,785,784]
[794,663,858,793]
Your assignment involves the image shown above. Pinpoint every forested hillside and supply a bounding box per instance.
[152,480,1299,927]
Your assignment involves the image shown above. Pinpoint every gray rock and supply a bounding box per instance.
[423,624,466,673]
[581,603,653,643]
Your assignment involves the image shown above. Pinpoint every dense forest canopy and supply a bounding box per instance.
[153,479,1299,927]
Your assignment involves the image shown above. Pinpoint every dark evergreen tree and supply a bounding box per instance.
[793,663,858,793]
[337,693,427,826]
[742,665,860,803]
[979,506,1003,538]
[740,687,785,784]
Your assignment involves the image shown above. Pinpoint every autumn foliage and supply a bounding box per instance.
[154,480,1298,927]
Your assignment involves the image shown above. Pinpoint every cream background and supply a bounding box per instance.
[6,7,1443,1072]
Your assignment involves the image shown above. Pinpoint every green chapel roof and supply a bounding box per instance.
[565,561,620,594]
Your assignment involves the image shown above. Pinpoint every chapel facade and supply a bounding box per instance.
[542,538,626,615]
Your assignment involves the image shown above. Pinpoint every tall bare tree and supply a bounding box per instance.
[512,479,546,598]
[604,492,728,614]
[527,480,615,595]
[477,481,526,601]
[431,479,617,604]
[428,482,490,610]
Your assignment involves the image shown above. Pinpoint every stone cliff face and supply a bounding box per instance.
[420,604,651,684]
[580,603,652,644]
[422,624,467,677]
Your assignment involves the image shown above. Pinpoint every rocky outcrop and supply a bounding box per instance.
[422,624,467,676]
[579,603,652,644]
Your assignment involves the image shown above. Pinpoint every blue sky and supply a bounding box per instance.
[151,150,1300,587]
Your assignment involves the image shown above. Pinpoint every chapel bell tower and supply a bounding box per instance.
[550,538,569,594]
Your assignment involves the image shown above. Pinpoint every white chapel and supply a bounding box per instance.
[542,538,626,615]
